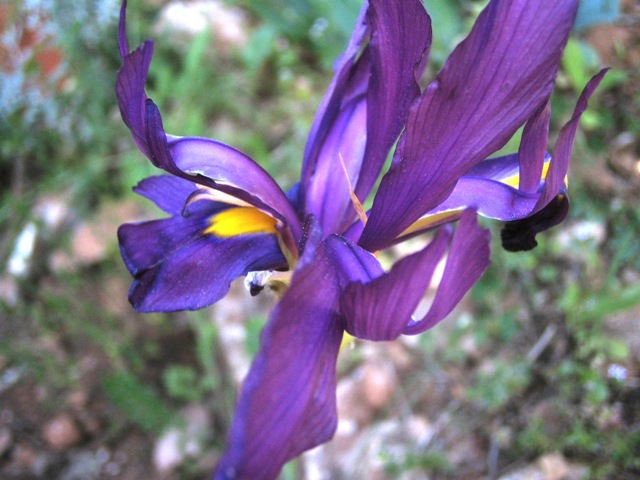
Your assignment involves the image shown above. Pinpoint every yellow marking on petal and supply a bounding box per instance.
[339,153,368,226]
[340,332,356,351]
[204,207,277,238]
[500,161,552,188]
[399,209,464,238]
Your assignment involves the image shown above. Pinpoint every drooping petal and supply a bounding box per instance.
[168,135,302,240]
[341,228,450,341]
[144,100,302,251]
[214,232,343,480]
[360,0,579,251]
[403,210,491,335]
[132,175,197,215]
[118,200,286,312]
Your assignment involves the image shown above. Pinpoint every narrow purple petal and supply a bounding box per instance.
[533,68,609,211]
[341,228,450,341]
[118,201,286,312]
[360,0,579,251]
[118,0,129,60]
[300,1,369,195]
[403,210,491,335]
[116,40,154,159]
[301,0,431,235]
[133,175,197,215]
[518,102,550,193]
[214,237,343,480]
[353,0,432,202]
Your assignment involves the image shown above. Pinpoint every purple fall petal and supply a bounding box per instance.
[168,136,302,239]
[341,228,451,341]
[214,237,343,480]
[360,0,579,251]
[404,210,491,335]
[118,201,286,312]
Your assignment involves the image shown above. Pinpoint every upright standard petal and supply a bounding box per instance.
[301,0,431,234]
[214,234,343,480]
[360,0,579,251]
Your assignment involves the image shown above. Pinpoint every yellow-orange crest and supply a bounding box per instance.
[204,207,277,238]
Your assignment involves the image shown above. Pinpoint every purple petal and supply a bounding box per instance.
[303,97,368,234]
[353,0,432,202]
[118,201,286,312]
[116,40,154,159]
[133,175,198,215]
[360,0,579,251]
[118,0,129,60]
[144,101,302,248]
[301,0,431,235]
[214,237,343,480]
[518,102,551,193]
[300,1,369,199]
[341,228,450,341]
[403,210,491,335]
[323,234,384,287]
[533,68,609,211]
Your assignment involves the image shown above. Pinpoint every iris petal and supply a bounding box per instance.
[360,0,580,251]
[118,200,286,312]
[404,210,491,335]
[214,233,342,480]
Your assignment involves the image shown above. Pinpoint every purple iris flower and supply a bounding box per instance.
[116,0,606,478]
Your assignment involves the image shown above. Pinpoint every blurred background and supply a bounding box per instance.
[1,0,639,478]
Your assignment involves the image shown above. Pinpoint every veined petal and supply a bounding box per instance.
[118,200,286,312]
[341,228,450,341]
[360,0,579,251]
[403,210,491,335]
[300,1,369,200]
[353,0,432,202]
[214,233,343,480]
[301,0,431,235]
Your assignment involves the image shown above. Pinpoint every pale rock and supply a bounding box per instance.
[42,413,82,451]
